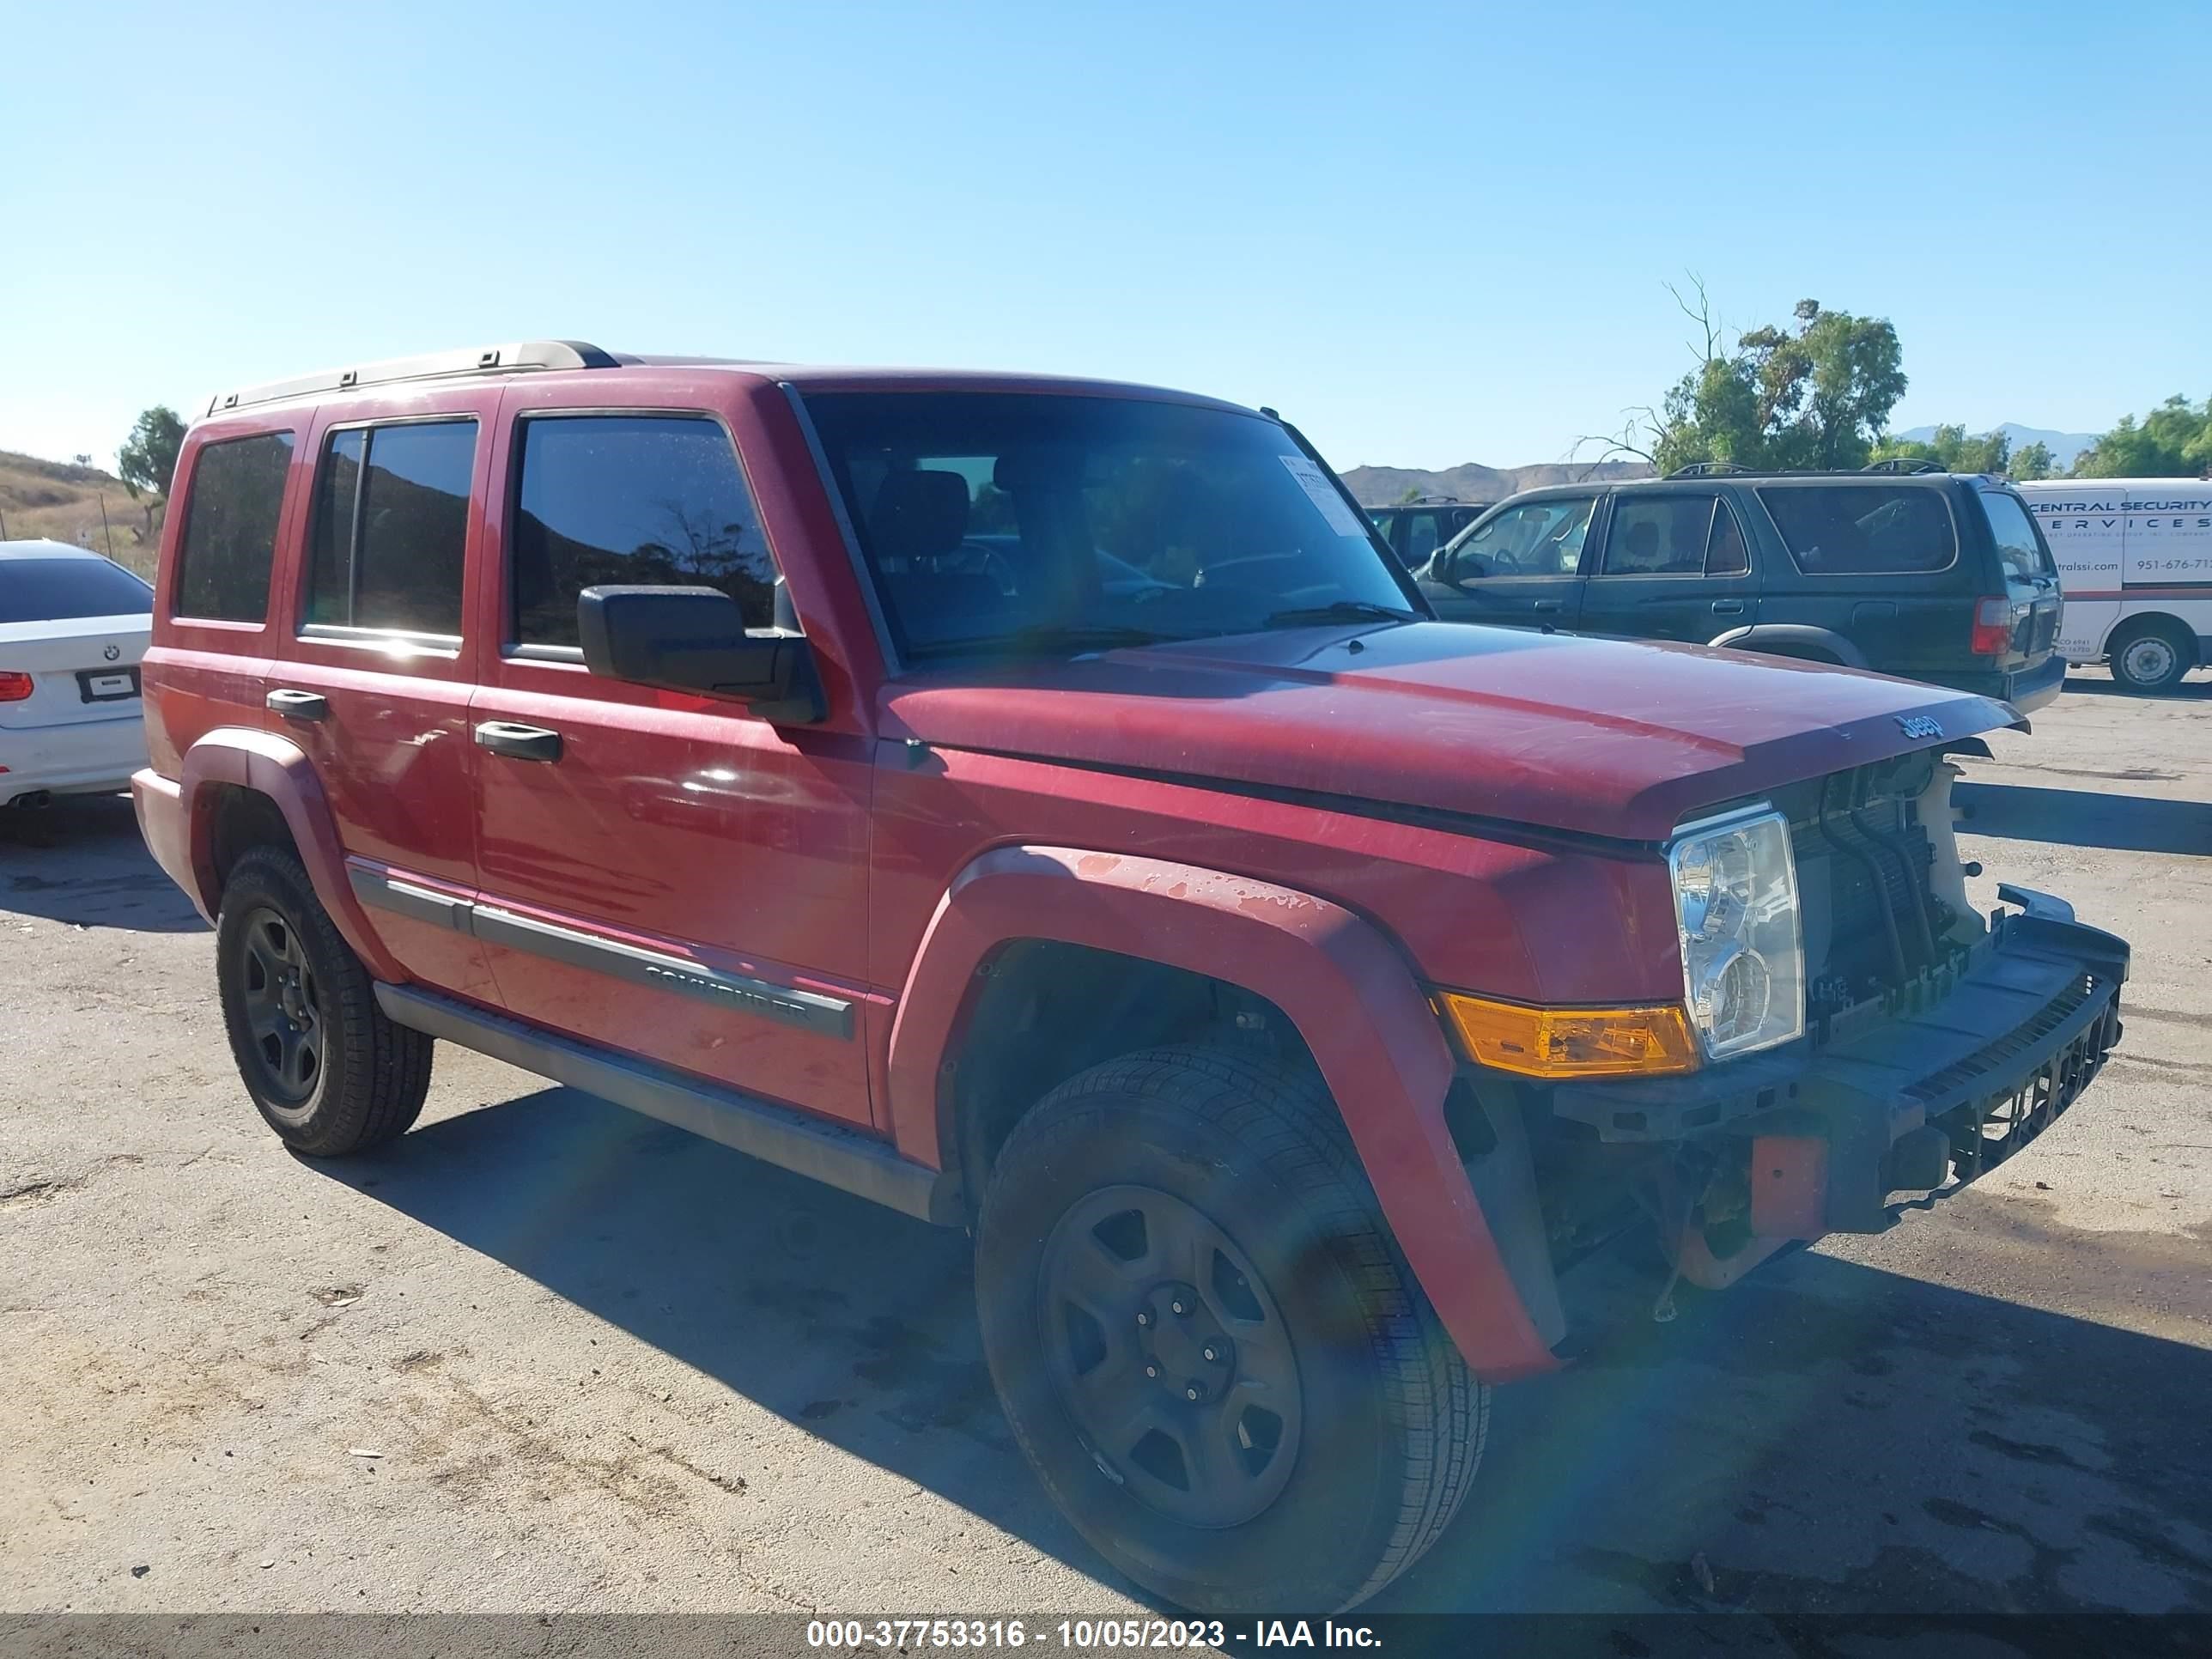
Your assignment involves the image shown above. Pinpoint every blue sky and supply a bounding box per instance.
[3,0,2203,475]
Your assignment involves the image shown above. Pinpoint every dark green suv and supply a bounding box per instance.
[1414,465,2066,712]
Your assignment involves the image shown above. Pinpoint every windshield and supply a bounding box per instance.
[0,556,155,624]
[801,392,1423,661]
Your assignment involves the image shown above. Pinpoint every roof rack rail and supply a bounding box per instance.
[1663,461,1754,479]
[1860,457,1948,475]
[204,340,620,417]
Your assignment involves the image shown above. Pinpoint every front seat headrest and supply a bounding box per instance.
[870,470,970,564]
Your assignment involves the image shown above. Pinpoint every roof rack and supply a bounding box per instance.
[204,340,620,417]
[1664,459,1957,482]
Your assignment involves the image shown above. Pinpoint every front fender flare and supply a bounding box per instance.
[174,727,404,981]
[886,845,1558,1381]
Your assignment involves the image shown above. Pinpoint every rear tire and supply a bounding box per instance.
[973,1044,1486,1615]
[2108,621,2192,695]
[215,846,432,1155]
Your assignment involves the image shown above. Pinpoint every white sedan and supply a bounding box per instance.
[0,540,154,808]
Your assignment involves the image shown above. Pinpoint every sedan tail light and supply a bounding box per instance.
[0,672,33,702]
[1970,596,2019,657]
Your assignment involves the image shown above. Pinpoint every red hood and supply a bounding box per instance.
[877,623,2016,842]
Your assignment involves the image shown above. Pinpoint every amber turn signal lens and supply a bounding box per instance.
[1436,993,1699,1079]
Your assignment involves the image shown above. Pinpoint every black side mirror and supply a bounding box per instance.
[1429,544,1485,585]
[578,585,825,724]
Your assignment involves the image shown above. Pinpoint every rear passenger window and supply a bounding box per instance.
[509,416,777,649]
[173,432,294,622]
[1759,485,1956,574]
[1601,495,1715,575]
[303,420,475,638]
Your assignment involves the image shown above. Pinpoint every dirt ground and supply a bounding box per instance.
[3,669,2208,1620]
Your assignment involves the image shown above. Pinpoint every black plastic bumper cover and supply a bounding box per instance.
[1550,886,2128,1232]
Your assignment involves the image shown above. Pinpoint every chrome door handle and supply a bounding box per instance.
[1530,599,1563,613]
[473,720,563,763]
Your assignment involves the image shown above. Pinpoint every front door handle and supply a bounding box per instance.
[474,720,563,763]
[1530,599,1564,614]
[266,688,329,721]
[1711,599,1747,616]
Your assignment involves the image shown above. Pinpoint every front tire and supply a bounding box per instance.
[215,846,432,1155]
[974,1045,1486,1615]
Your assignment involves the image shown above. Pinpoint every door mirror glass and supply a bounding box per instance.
[578,584,823,722]
[1431,543,1488,585]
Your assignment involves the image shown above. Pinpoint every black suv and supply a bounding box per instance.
[1414,464,2065,712]
[1365,496,1490,568]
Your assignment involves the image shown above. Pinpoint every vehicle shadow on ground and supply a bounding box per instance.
[327,1086,1089,1567]
[333,1087,2212,1616]
[1953,781,2212,857]
[1387,1223,2212,1614]
[2061,673,2212,702]
[0,793,206,933]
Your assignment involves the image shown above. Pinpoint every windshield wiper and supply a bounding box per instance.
[1261,600,1424,629]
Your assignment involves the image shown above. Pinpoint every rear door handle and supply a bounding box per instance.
[266,688,329,721]
[474,720,563,763]
[1530,599,1564,613]
[1711,599,1746,616]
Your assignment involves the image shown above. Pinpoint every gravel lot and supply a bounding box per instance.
[3,670,2209,1620]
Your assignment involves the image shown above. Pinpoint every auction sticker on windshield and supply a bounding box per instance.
[1279,454,1372,538]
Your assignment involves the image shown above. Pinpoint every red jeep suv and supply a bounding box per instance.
[134,342,2128,1615]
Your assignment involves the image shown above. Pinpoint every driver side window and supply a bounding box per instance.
[1457,495,1596,579]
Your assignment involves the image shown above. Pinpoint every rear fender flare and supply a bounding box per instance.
[179,727,404,981]
[1708,623,1868,667]
[886,844,1557,1381]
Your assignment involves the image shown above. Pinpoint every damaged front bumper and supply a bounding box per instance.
[1550,885,2128,1245]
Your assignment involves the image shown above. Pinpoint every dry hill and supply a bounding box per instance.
[1341,458,1651,506]
[0,452,162,577]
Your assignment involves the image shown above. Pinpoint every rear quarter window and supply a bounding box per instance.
[0,558,154,624]
[1758,484,1956,575]
[173,432,295,622]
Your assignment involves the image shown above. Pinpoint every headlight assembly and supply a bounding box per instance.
[1668,805,1804,1060]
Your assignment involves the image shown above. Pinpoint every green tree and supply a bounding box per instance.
[2008,441,2054,481]
[2073,395,2212,477]
[1624,284,1908,475]
[117,405,186,542]
[1869,422,2013,474]
[1395,484,1425,504]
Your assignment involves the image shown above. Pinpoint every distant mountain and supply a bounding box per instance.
[1893,422,2100,469]
[1342,458,1651,507]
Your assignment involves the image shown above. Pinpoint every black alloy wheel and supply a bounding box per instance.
[1039,1183,1303,1528]
[233,904,325,1109]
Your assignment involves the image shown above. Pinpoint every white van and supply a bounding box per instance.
[2013,477,2212,692]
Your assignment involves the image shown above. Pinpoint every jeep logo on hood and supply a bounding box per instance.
[1897,714,1945,739]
